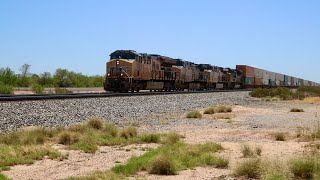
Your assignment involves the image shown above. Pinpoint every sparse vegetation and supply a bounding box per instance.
[241,144,262,158]
[112,141,227,176]
[251,87,320,101]
[290,108,304,112]
[186,110,202,118]
[234,158,262,179]
[0,118,169,171]
[273,132,286,141]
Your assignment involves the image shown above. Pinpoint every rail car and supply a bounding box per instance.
[104,50,319,92]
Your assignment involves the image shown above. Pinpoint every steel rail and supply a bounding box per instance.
[0,89,251,102]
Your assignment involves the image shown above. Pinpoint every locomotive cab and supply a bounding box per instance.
[104,50,138,92]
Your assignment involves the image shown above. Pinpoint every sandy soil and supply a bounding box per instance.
[3,100,320,180]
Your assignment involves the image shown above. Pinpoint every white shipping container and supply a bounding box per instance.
[269,72,276,81]
[254,68,265,78]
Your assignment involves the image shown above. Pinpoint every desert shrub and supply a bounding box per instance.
[290,108,304,112]
[215,105,232,113]
[186,110,202,118]
[120,126,137,139]
[162,132,181,145]
[234,158,262,179]
[87,118,104,130]
[140,134,160,143]
[149,155,177,175]
[289,156,319,179]
[204,107,215,114]
[250,88,272,98]
[273,132,286,141]
[0,82,13,94]
[31,84,44,94]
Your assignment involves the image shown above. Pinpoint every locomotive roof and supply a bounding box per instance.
[110,50,142,56]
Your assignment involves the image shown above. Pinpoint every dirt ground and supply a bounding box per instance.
[3,100,320,180]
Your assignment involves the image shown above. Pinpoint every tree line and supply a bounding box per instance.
[0,64,104,94]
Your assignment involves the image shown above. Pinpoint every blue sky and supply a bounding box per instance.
[1,0,319,82]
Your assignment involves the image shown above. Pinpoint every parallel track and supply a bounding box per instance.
[0,89,251,102]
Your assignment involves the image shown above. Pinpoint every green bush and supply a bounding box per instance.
[186,110,202,118]
[0,82,13,94]
[32,84,44,94]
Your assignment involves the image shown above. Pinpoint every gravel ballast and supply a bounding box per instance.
[0,91,252,132]
[0,91,319,133]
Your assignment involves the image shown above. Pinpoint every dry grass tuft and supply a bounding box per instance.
[149,155,177,175]
[273,132,286,141]
[120,126,137,139]
[241,144,262,158]
[234,158,262,179]
[186,110,202,118]
[87,118,104,130]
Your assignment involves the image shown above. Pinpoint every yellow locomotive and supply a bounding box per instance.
[104,50,242,92]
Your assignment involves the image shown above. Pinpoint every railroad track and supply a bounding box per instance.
[0,89,251,102]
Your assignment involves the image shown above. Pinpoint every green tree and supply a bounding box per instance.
[0,67,17,86]
[16,64,31,87]
[53,69,72,87]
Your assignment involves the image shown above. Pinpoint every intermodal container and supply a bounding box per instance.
[236,65,254,77]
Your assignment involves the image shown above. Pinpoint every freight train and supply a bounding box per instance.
[104,50,318,92]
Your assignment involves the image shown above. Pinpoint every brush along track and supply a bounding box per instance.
[0,89,251,102]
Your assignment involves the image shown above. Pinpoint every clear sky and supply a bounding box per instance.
[1,0,320,82]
